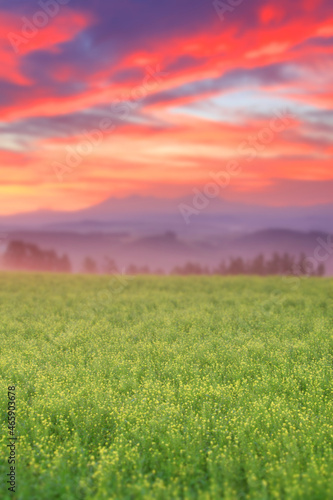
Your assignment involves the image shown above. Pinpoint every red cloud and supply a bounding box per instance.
[1,0,333,213]
[0,8,92,85]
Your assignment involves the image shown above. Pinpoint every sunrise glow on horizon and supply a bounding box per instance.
[1,0,333,215]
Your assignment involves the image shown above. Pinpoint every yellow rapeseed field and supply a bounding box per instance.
[0,273,332,499]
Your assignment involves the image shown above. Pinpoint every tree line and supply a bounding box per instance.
[172,253,325,276]
[1,241,71,273]
[0,241,326,276]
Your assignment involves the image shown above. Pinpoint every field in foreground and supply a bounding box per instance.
[0,273,332,500]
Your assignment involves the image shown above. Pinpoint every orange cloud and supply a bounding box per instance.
[1,0,333,214]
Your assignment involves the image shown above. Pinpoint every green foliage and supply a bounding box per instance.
[0,273,332,499]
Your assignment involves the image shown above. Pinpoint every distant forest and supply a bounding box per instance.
[1,241,71,273]
[0,240,326,277]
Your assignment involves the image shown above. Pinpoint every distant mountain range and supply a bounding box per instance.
[0,196,332,273]
[0,195,332,235]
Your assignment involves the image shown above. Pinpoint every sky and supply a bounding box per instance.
[0,0,332,215]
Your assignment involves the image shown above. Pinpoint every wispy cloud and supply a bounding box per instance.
[0,0,333,213]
